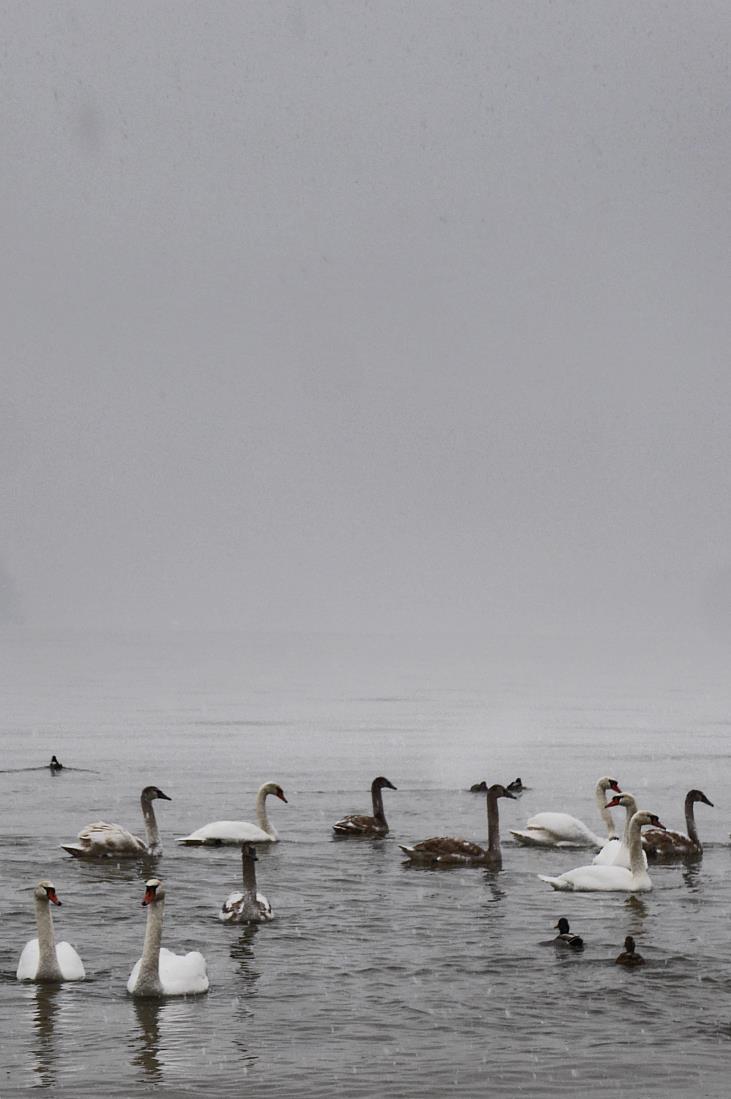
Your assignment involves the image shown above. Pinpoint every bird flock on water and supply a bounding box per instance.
[12,758,714,994]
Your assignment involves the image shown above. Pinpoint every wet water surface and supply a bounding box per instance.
[1,631,730,1096]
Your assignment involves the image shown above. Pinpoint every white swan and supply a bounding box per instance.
[539,810,665,892]
[17,881,85,982]
[127,879,209,997]
[61,786,171,858]
[219,844,273,923]
[510,776,621,848]
[593,792,648,869]
[177,782,287,845]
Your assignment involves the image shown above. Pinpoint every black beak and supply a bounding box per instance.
[157,791,172,800]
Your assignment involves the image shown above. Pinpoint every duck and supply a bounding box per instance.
[49,755,63,772]
[219,844,273,923]
[16,881,86,982]
[177,782,288,846]
[333,776,397,836]
[593,792,648,869]
[127,879,209,997]
[553,917,584,949]
[615,935,645,967]
[470,777,524,794]
[643,789,713,859]
[61,786,171,858]
[539,811,665,892]
[399,783,516,867]
[511,776,621,848]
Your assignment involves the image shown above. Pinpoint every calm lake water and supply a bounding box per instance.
[1,629,730,1096]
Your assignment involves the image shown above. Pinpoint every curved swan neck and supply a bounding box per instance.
[140,793,161,852]
[621,798,639,847]
[370,781,386,823]
[595,782,618,838]
[137,899,165,995]
[34,896,61,981]
[486,789,502,863]
[684,794,700,847]
[627,815,647,874]
[255,787,277,839]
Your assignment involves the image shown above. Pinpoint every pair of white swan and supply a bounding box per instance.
[18,878,209,997]
[540,808,666,892]
[60,782,288,858]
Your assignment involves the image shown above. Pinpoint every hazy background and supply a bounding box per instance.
[3,1,731,645]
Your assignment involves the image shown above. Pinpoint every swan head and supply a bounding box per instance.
[598,776,622,793]
[632,811,666,830]
[604,792,638,811]
[261,782,288,803]
[687,789,714,808]
[373,776,397,791]
[488,784,517,800]
[141,786,171,802]
[555,917,571,934]
[142,878,165,906]
[34,880,61,906]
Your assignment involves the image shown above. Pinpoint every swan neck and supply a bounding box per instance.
[35,896,61,981]
[628,815,646,874]
[242,851,258,901]
[596,783,617,838]
[685,794,700,847]
[486,791,502,862]
[137,899,164,995]
[370,782,386,822]
[255,788,276,839]
[140,793,161,853]
[621,799,638,847]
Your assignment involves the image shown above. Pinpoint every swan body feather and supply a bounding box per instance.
[219,890,273,923]
[178,782,287,846]
[17,939,86,982]
[127,946,209,996]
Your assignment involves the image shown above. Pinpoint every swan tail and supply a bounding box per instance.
[60,844,86,858]
[538,874,573,891]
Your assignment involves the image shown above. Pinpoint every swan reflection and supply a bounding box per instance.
[132,997,164,1083]
[230,924,262,992]
[32,984,60,1089]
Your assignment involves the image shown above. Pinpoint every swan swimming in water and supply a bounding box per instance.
[219,845,273,923]
[539,810,665,892]
[61,786,171,858]
[643,789,713,859]
[127,879,209,997]
[16,881,85,983]
[399,783,515,867]
[333,776,397,836]
[177,782,288,845]
[511,776,621,848]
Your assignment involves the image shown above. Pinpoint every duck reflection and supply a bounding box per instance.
[32,984,60,1088]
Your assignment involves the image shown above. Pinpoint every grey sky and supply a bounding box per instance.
[3,1,731,638]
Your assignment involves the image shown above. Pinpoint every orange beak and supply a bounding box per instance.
[48,890,61,906]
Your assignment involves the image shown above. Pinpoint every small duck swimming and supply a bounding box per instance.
[553,917,584,949]
[469,777,524,794]
[615,935,644,967]
[50,756,63,772]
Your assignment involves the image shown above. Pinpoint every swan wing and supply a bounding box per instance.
[158,947,209,996]
[16,939,40,981]
[592,837,620,864]
[55,941,86,981]
[520,812,603,846]
[218,891,273,922]
[643,828,694,858]
[540,864,647,892]
[63,820,147,857]
[333,814,385,836]
[177,820,274,845]
[399,836,484,863]
[127,957,142,993]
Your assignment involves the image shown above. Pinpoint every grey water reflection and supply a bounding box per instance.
[229,924,262,992]
[32,985,60,1088]
[132,998,164,1084]
[682,862,703,893]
